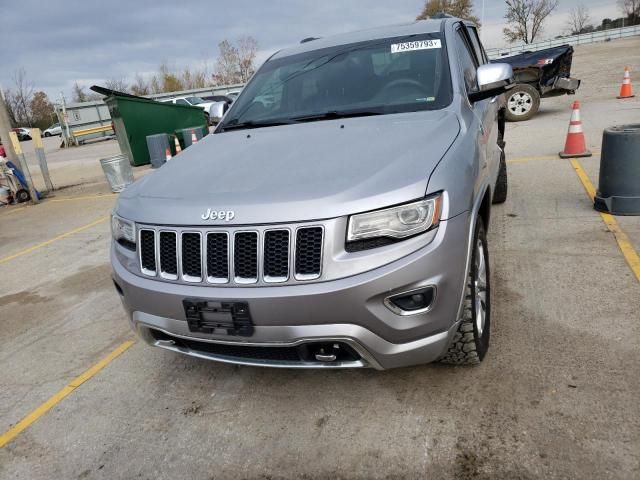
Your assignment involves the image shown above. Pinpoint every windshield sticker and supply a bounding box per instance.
[416,97,436,102]
[391,39,441,53]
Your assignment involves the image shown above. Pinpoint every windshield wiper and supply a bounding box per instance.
[218,119,297,132]
[291,110,383,123]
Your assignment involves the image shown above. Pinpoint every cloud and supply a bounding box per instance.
[0,0,625,98]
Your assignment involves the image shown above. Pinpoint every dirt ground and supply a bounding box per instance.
[0,37,639,479]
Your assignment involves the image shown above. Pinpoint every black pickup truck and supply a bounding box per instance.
[495,44,581,121]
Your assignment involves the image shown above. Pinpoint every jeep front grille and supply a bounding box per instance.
[139,225,323,285]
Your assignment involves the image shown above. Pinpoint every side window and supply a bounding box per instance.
[175,99,189,105]
[455,29,479,93]
[466,26,486,65]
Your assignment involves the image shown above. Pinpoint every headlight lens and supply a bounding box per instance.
[111,214,136,246]
[347,194,443,242]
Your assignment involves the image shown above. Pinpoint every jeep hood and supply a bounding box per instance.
[117,110,460,225]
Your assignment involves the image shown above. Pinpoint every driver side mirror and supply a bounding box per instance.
[469,63,514,102]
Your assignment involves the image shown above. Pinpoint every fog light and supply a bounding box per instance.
[385,286,436,315]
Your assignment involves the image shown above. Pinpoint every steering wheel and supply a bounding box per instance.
[380,78,426,94]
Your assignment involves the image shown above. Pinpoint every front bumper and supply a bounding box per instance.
[112,213,471,369]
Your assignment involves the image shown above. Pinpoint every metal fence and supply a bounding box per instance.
[486,24,640,59]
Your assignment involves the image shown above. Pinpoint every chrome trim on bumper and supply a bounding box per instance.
[138,322,372,369]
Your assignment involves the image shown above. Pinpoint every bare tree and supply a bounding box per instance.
[237,36,258,83]
[72,82,88,103]
[158,63,184,92]
[2,89,18,127]
[618,0,640,24]
[417,0,480,24]
[213,37,259,85]
[6,68,35,126]
[130,74,151,96]
[566,2,592,34]
[503,0,560,44]
[214,40,240,85]
[104,78,129,93]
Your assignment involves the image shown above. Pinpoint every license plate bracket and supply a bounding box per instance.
[183,299,254,337]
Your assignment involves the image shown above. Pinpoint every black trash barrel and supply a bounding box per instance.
[146,133,171,169]
[182,127,205,148]
[594,124,640,215]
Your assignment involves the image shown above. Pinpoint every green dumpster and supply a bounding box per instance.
[91,86,208,166]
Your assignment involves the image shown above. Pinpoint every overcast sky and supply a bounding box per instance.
[0,1,622,99]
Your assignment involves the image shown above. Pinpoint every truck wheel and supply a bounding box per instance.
[492,150,508,204]
[440,216,491,365]
[505,84,540,122]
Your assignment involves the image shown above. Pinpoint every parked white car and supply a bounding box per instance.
[162,96,225,125]
[43,123,62,137]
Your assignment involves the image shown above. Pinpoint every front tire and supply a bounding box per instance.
[505,84,540,122]
[440,216,491,365]
[44,132,51,137]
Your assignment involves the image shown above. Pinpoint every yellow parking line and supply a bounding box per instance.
[0,340,135,449]
[570,158,640,282]
[508,154,560,164]
[0,206,28,216]
[0,216,109,265]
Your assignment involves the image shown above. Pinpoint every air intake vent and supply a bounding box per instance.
[139,229,156,275]
[159,231,178,279]
[263,230,290,282]
[206,232,229,283]
[234,232,258,283]
[295,227,323,280]
[181,232,202,281]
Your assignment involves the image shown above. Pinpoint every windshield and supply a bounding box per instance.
[186,96,206,105]
[219,33,451,131]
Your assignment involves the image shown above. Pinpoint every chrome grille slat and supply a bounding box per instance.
[138,225,323,285]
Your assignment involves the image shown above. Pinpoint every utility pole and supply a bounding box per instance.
[0,91,39,204]
[60,92,71,148]
[0,90,19,164]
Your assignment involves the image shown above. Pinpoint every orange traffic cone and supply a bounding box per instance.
[165,147,172,162]
[190,129,198,144]
[174,136,182,154]
[559,101,592,158]
[617,66,634,99]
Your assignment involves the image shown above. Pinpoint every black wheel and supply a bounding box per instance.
[505,84,540,122]
[15,189,31,203]
[492,150,508,204]
[44,132,51,137]
[440,216,491,365]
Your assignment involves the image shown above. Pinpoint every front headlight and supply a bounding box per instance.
[347,194,443,243]
[111,214,136,248]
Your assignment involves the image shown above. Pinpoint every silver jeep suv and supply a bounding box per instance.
[111,18,513,369]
